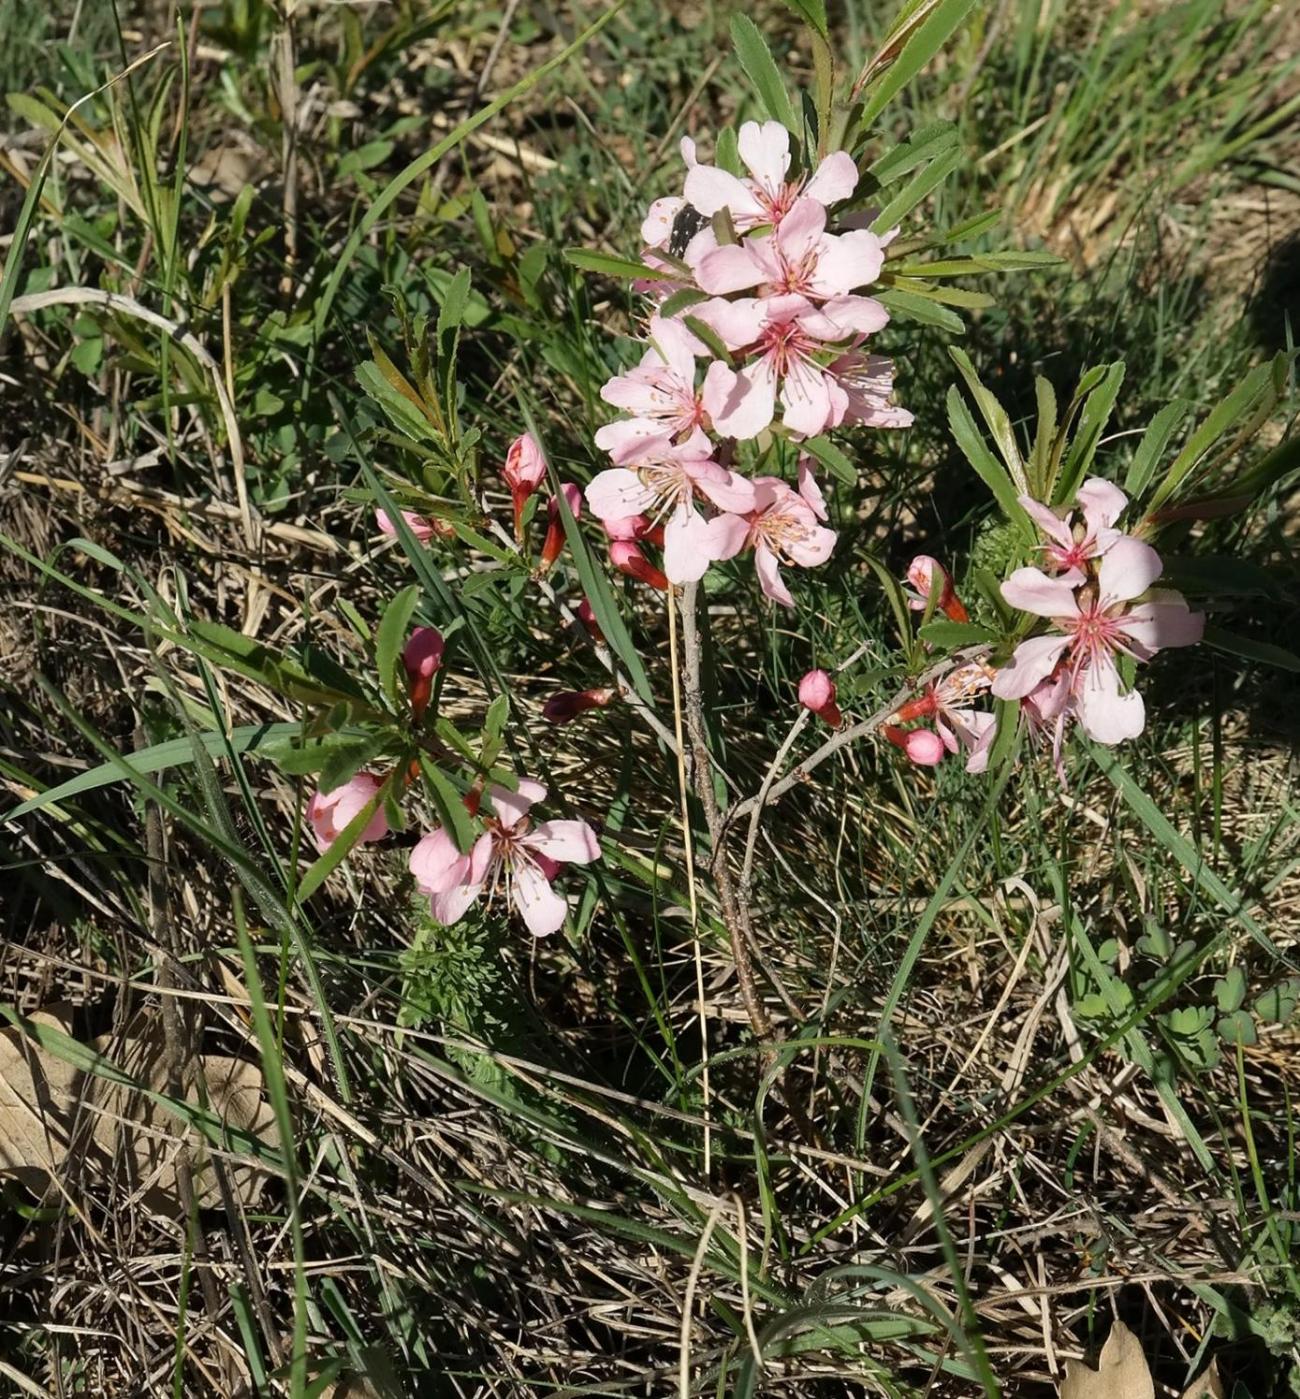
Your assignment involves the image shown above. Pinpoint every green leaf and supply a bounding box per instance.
[1123,399,1189,497]
[870,145,960,233]
[1089,743,1280,958]
[801,435,857,485]
[946,385,1031,533]
[375,584,421,707]
[876,286,964,334]
[5,722,312,821]
[779,0,827,38]
[1147,361,1277,512]
[1216,1009,1257,1047]
[563,248,673,282]
[948,348,1027,492]
[868,121,958,186]
[1214,966,1246,1013]
[436,266,472,340]
[658,287,709,318]
[1029,376,1058,495]
[1253,978,1300,1024]
[1159,556,1280,598]
[917,619,997,648]
[682,314,731,366]
[267,730,383,779]
[857,0,979,130]
[420,755,477,855]
[1055,362,1125,504]
[730,15,798,132]
[1202,625,1300,674]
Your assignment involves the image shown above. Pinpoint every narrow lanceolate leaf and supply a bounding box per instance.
[801,434,858,485]
[1202,625,1300,673]
[375,584,421,708]
[877,286,965,334]
[917,619,997,648]
[946,385,1032,535]
[856,0,978,129]
[1124,399,1190,497]
[730,15,799,133]
[868,121,957,186]
[779,0,828,39]
[1055,360,1125,504]
[5,722,311,821]
[949,347,1027,492]
[563,248,674,283]
[870,145,960,234]
[420,755,477,855]
[1090,744,1282,958]
[1147,359,1278,511]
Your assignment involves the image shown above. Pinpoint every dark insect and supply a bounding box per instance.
[668,204,708,258]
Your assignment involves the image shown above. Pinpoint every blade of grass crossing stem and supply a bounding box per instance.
[857,743,1019,1148]
[883,1035,1000,1391]
[1088,743,1284,960]
[232,885,309,1399]
[309,1,630,346]
[856,0,978,129]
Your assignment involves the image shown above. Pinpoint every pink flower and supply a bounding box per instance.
[706,474,836,607]
[542,687,617,725]
[306,773,389,852]
[601,513,665,547]
[504,433,546,540]
[889,662,996,773]
[883,725,946,766]
[376,509,435,543]
[594,316,718,463]
[585,443,755,584]
[684,120,857,231]
[409,779,600,937]
[904,555,969,623]
[1021,665,1074,784]
[695,197,886,312]
[798,669,842,728]
[402,625,444,720]
[609,540,669,591]
[825,350,913,430]
[697,294,885,440]
[1020,477,1128,575]
[992,537,1204,743]
[539,482,582,571]
[575,598,604,642]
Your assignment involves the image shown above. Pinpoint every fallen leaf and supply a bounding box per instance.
[1061,1320,1155,1399]
[0,1006,278,1212]
[1182,1360,1225,1399]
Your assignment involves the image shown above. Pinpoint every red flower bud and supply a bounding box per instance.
[542,687,618,725]
[610,540,668,592]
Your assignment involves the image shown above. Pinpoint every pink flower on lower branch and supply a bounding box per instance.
[706,474,836,607]
[888,662,997,772]
[883,725,946,766]
[306,773,389,852]
[798,669,842,728]
[585,443,755,584]
[409,779,600,937]
[504,433,546,541]
[904,556,969,623]
[992,536,1204,743]
[377,509,449,543]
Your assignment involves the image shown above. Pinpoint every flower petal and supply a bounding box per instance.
[431,880,483,926]
[707,360,778,440]
[586,468,655,520]
[526,819,601,864]
[512,860,570,937]
[1001,567,1082,618]
[1076,477,1128,532]
[820,294,889,337]
[691,465,757,514]
[684,165,762,221]
[737,119,791,194]
[779,360,834,438]
[409,828,469,895]
[810,230,884,298]
[1121,595,1205,654]
[754,541,794,607]
[491,779,546,827]
[991,634,1072,699]
[1097,535,1163,605]
[695,244,764,295]
[803,150,858,205]
[1018,495,1073,550]
[1076,658,1145,744]
[662,504,714,583]
[704,511,751,561]
[692,297,767,350]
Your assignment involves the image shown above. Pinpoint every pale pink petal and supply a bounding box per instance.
[491,779,547,827]
[754,542,794,607]
[513,860,570,937]
[707,360,778,440]
[467,832,496,885]
[599,367,677,416]
[1076,658,1145,744]
[690,465,757,514]
[787,522,837,566]
[409,828,469,895]
[1076,477,1128,532]
[991,634,1073,699]
[695,244,764,295]
[1018,495,1073,550]
[641,197,684,249]
[821,294,889,337]
[1121,596,1205,654]
[684,165,763,222]
[737,119,791,194]
[797,457,828,519]
[663,504,714,584]
[780,360,834,438]
[649,314,703,381]
[774,197,826,260]
[803,150,858,205]
[1001,567,1082,618]
[586,468,656,519]
[1097,535,1163,605]
[692,297,767,349]
[704,512,751,561]
[810,230,884,298]
[432,880,483,925]
[593,419,673,464]
[525,820,601,864]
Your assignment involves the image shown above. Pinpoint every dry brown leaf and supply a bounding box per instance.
[0,1007,278,1211]
[1061,1321,1155,1399]
[1182,1360,1226,1399]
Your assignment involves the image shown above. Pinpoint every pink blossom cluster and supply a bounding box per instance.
[585,121,913,601]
